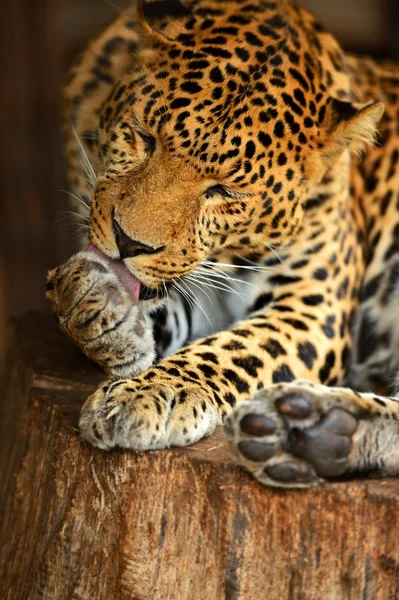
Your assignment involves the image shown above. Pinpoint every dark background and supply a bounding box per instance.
[1,0,397,356]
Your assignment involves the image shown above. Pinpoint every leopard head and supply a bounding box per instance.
[88,0,383,294]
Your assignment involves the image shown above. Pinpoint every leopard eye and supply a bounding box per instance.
[205,185,232,199]
[137,130,156,155]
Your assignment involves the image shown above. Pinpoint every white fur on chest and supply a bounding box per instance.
[186,268,270,340]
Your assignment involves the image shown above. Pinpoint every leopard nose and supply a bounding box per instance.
[112,218,161,259]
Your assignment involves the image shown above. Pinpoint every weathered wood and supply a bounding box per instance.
[1,313,398,600]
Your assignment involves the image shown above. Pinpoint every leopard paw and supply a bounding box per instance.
[46,252,155,377]
[225,381,359,488]
[79,378,222,450]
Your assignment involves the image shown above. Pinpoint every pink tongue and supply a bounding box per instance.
[86,245,141,303]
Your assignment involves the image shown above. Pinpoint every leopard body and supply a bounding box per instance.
[47,0,399,487]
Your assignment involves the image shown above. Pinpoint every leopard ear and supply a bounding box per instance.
[138,0,191,22]
[321,99,384,160]
[137,0,191,43]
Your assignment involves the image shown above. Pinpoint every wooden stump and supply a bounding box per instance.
[1,314,398,600]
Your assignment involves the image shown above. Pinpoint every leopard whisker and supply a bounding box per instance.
[60,210,90,222]
[202,259,276,273]
[80,133,99,141]
[197,265,256,288]
[161,276,172,314]
[58,223,90,232]
[57,188,91,215]
[52,213,89,228]
[172,280,195,312]
[73,223,90,230]
[184,276,214,306]
[68,231,90,244]
[186,272,243,298]
[173,279,213,331]
[72,123,97,189]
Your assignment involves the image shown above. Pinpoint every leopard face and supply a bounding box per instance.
[88,0,383,293]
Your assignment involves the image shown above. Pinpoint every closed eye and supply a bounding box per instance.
[138,130,156,156]
[205,185,232,199]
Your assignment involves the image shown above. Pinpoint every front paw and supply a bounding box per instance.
[46,252,155,377]
[79,377,222,450]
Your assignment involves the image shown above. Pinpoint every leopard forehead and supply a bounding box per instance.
[98,0,333,186]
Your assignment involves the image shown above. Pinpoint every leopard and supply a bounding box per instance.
[46,0,399,488]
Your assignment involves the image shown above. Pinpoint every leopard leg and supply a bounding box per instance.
[46,248,229,379]
[46,250,156,378]
[79,379,222,451]
[225,380,399,488]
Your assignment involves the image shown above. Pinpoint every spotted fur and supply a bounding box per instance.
[46,0,399,487]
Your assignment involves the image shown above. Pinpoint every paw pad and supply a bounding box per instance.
[237,440,276,462]
[275,394,312,418]
[289,407,358,477]
[264,460,314,484]
[240,413,276,436]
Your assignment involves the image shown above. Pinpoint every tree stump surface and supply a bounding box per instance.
[1,313,398,600]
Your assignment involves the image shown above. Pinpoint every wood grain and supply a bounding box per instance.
[0,314,398,599]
